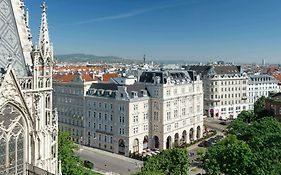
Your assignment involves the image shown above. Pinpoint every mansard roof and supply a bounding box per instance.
[139,70,193,84]
[248,74,278,84]
[87,83,148,98]
[187,65,242,76]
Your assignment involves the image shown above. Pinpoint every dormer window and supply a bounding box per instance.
[131,91,138,98]
[141,90,147,97]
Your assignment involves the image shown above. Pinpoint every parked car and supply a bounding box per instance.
[83,160,94,169]
[219,119,232,125]
[198,140,208,147]
[214,135,224,140]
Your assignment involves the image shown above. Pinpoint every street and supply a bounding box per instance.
[77,118,226,175]
[204,117,227,133]
[78,145,142,175]
[188,117,228,175]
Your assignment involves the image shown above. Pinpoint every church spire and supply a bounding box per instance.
[38,0,53,59]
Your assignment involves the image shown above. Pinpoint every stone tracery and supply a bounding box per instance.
[0,104,26,175]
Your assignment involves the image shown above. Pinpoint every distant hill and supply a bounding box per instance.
[55,54,140,64]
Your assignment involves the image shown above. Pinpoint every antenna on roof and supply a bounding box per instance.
[143,54,146,65]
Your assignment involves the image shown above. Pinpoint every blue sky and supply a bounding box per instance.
[26,0,281,63]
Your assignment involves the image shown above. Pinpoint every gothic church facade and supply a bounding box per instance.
[0,0,58,174]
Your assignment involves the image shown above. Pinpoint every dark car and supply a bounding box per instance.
[207,138,220,147]
[83,160,94,169]
[214,135,224,141]
[198,140,208,147]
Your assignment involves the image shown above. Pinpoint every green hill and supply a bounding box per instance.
[55,54,140,64]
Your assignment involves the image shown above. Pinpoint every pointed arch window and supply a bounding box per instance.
[0,104,27,174]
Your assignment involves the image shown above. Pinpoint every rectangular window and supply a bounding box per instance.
[167,125,171,131]
[167,111,171,120]
[133,115,138,123]
[154,112,159,121]
[175,122,178,129]
[133,127,138,134]
[144,113,148,120]
[134,104,138,111]
[182,108,186,116]
[174,110,178,118]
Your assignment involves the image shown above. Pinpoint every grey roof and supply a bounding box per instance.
[248,74,278,84]
[186,65,242,76]
[139,70,193,84]
[89,83,119,91]
[139,71,164,84]
[87,83,148,98]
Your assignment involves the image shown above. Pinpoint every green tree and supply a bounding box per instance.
[242,118,281,175]
[134,170,164,175]
[254,96,266,114]
[203,135,253,175]
[140,148,189,175]
[220,117,281,175]
[196,148,205,161]
[58,132,97,175]
[254,96,274,119]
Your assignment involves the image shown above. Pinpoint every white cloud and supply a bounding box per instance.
[73,1,191,25]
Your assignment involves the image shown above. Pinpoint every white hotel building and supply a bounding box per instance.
[83,70,204,156]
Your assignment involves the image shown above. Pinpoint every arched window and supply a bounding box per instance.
[0,104,27,174]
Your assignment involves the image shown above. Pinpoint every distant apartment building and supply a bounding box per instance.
[272,74,281,92]
[265,92,281,122]
[248,74,279,110]
[186,65,248,119]
[83,70,204,156]
[53,72,96,143]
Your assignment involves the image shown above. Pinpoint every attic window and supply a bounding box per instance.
[141,90,147,96]
[131,91,138,98]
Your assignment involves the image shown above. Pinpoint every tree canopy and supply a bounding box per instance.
[254,96,274,119]
[203,135,253,175]
[203,97,281,175]
[139,148,189,175]
[58,132,98,175]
